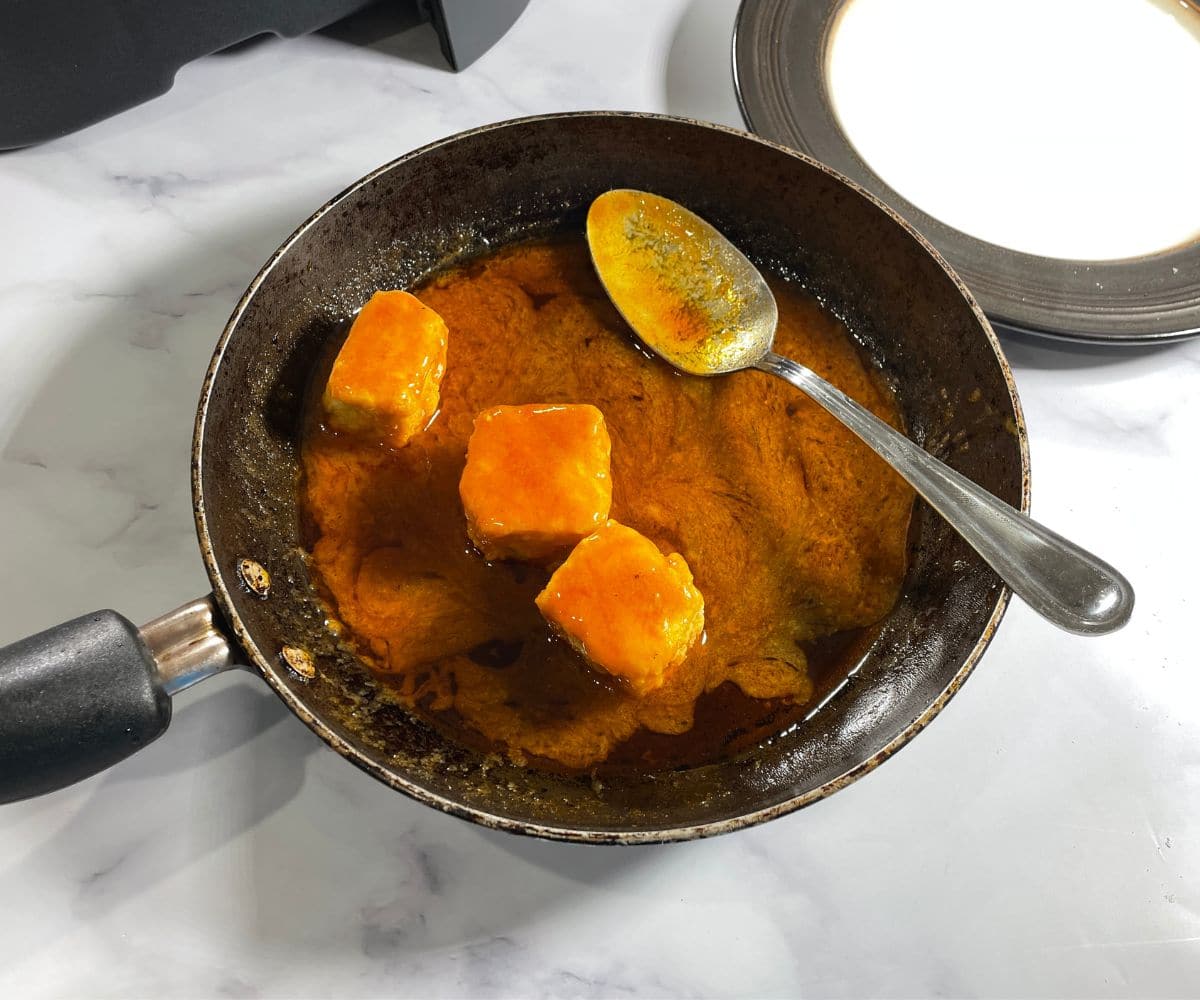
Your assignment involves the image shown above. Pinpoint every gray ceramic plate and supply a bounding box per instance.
[733,0,1200,343]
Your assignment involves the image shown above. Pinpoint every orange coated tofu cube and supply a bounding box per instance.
[322,290,448,448]
[536,520,705,695]
[459,404,613,562]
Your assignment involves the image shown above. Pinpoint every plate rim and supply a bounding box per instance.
[732,0,1200,344]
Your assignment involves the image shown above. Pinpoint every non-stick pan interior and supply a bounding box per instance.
[194,113,1026,842]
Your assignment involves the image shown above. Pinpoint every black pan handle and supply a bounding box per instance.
[0,597,238,804]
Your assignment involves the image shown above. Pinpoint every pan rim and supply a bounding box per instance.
[192,110,1031,844]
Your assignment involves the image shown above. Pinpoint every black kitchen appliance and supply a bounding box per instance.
[0,0,529,149]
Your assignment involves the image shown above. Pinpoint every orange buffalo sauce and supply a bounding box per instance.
[586,190,758,373]
[300,239,913,773]
[586,190,720,352]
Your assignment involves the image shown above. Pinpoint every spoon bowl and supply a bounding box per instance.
[586,189,777,374]
[587,189,1134,636]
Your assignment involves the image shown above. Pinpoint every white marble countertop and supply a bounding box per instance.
[1,1,1197,996]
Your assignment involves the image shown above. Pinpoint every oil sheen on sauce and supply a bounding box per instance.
[300,239,914,774]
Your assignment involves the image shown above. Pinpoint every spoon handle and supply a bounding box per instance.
[755,352,1134,635]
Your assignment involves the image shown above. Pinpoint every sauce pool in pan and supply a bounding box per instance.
[299,238,913,774]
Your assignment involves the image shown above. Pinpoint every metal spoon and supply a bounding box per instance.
[586,189,1133,636]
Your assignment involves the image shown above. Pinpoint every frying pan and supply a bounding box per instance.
[0,112,1029,843]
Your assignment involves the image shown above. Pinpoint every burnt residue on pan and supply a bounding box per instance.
[192,113,1027,842]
